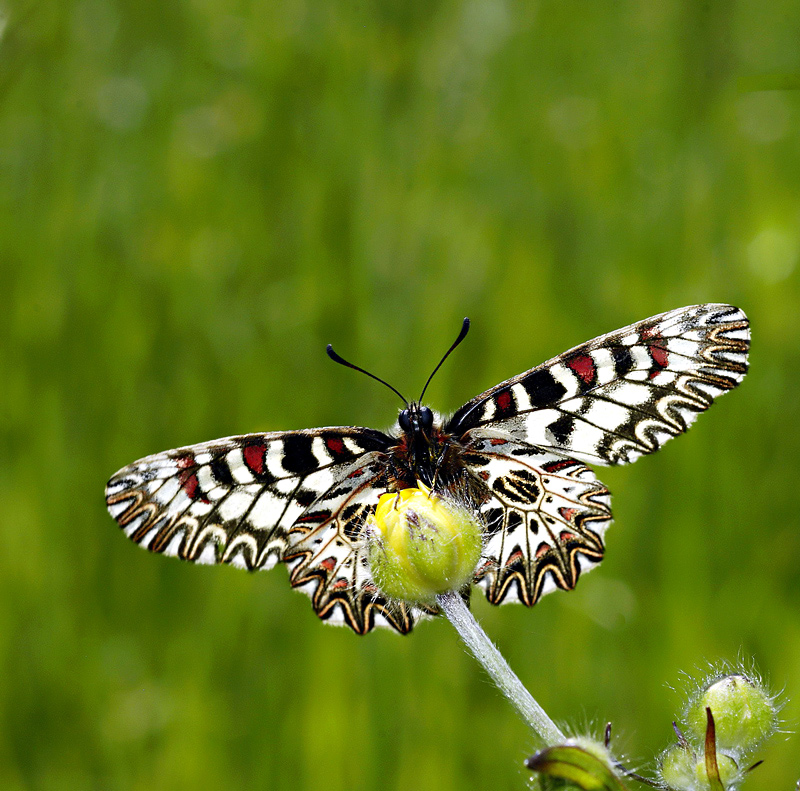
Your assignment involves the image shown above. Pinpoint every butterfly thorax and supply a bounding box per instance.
[392,403,474,494]
[394,403,436,486]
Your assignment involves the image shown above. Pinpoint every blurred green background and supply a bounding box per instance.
[2,0,800,788]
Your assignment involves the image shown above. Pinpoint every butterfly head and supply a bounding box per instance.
[398,403,434,438]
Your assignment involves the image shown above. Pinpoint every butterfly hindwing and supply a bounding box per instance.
[280,456,434,633]
[447,304,749,466]
[461,436,611,606]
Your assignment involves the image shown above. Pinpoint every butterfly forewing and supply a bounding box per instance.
[447,304,749,466]
[106,429,404,602]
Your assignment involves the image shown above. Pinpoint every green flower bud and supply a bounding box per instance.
[695,752,739,789]
[367,483,483,604]
[525,737,626,791]
[684,674,779,757]
[659,745,697,791]
[659,745,739,791]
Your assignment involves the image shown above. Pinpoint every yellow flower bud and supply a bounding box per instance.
[367,483,483,604]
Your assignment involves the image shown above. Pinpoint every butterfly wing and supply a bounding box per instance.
[446,304,749,466]
[449,304,747,609]
[106,427,429,633]
[461,436,611,606]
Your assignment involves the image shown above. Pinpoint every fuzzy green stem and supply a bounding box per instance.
[436,590,565,746]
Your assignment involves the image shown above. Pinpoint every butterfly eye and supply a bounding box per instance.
[419,407,434,433]
[398,410,411,432]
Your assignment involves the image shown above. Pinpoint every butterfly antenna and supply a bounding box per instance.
[418,317,471,403]
[326,344,409,406]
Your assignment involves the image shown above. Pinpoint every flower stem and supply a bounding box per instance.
[436,590,565,746]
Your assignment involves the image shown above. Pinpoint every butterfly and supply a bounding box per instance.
[106,304,749,634]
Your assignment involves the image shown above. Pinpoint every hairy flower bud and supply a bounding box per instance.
[526,737,626,791]
[367,483,483,604]
[684,674,779,757]
[658,744,696,791]
[659,745,740,791]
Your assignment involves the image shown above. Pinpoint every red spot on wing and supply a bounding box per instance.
[505,549,524,566]
[319,556,337,572]
[176,454,195,469]
[642,329,669,379]
[535,542,551,558]
[559,507,578,522]
[475,559,494,577]
[558,530,575,543]
[650,343,669,369]
[489,438,508,446]
[567,354,596,384]
[179,470,207,502]
[542,459,576,473]
[325,437,347,457]
[332,578,350,590]
[295,509,332,525]
[243,443,266,475]
[496,390,513,414]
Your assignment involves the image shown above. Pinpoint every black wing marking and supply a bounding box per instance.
[461,436,611,606]
[106,427,429,633]
[446,304,749,465]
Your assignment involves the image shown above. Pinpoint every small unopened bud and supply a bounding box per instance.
[698,752,740,789]
[367,483,483,604]
[525,737,626,791]
[684,674,779,757]
[659,745,740,791]
[659,744,697,791]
